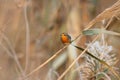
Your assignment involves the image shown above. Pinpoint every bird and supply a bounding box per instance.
[60,33,71,44]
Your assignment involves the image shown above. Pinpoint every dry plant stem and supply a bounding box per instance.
[102,62,120,79]
[72,14,113,42]
[24,1,30,73]
[0,21,25,77]
[0,31,13,57]
[57,36,98,80]
[73,45,120,79]
[101,16,120,79]
[25,45,69,78]
[67,0,120,49]
[71,33,82,42]
[1,33,25,77]
[84,0,120,30]
[0,41,13,57]
[105,17,114,29]
[58,15,120,80]
[97,72,111,80]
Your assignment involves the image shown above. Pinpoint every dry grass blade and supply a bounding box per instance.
[71,33,82,42]
[84,0,120,30]
[24,0,30,73]
[25,45,69,79]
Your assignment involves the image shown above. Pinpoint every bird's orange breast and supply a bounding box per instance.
[61,34,71,44]
[61,36,69,43]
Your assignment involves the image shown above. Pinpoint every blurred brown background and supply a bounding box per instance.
[0,0,119,80]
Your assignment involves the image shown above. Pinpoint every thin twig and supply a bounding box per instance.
[0,27,13,57]
[25,45,69,79]
[0,41,13,57]
[105,16,114,29]
[1,33,25,77]
[24,0,30,73]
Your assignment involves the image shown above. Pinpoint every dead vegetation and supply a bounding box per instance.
[0,0,120,80]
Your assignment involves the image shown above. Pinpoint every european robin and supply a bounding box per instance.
[60,33,71,44]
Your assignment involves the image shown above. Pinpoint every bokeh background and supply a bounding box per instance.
[0,0,120,80]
